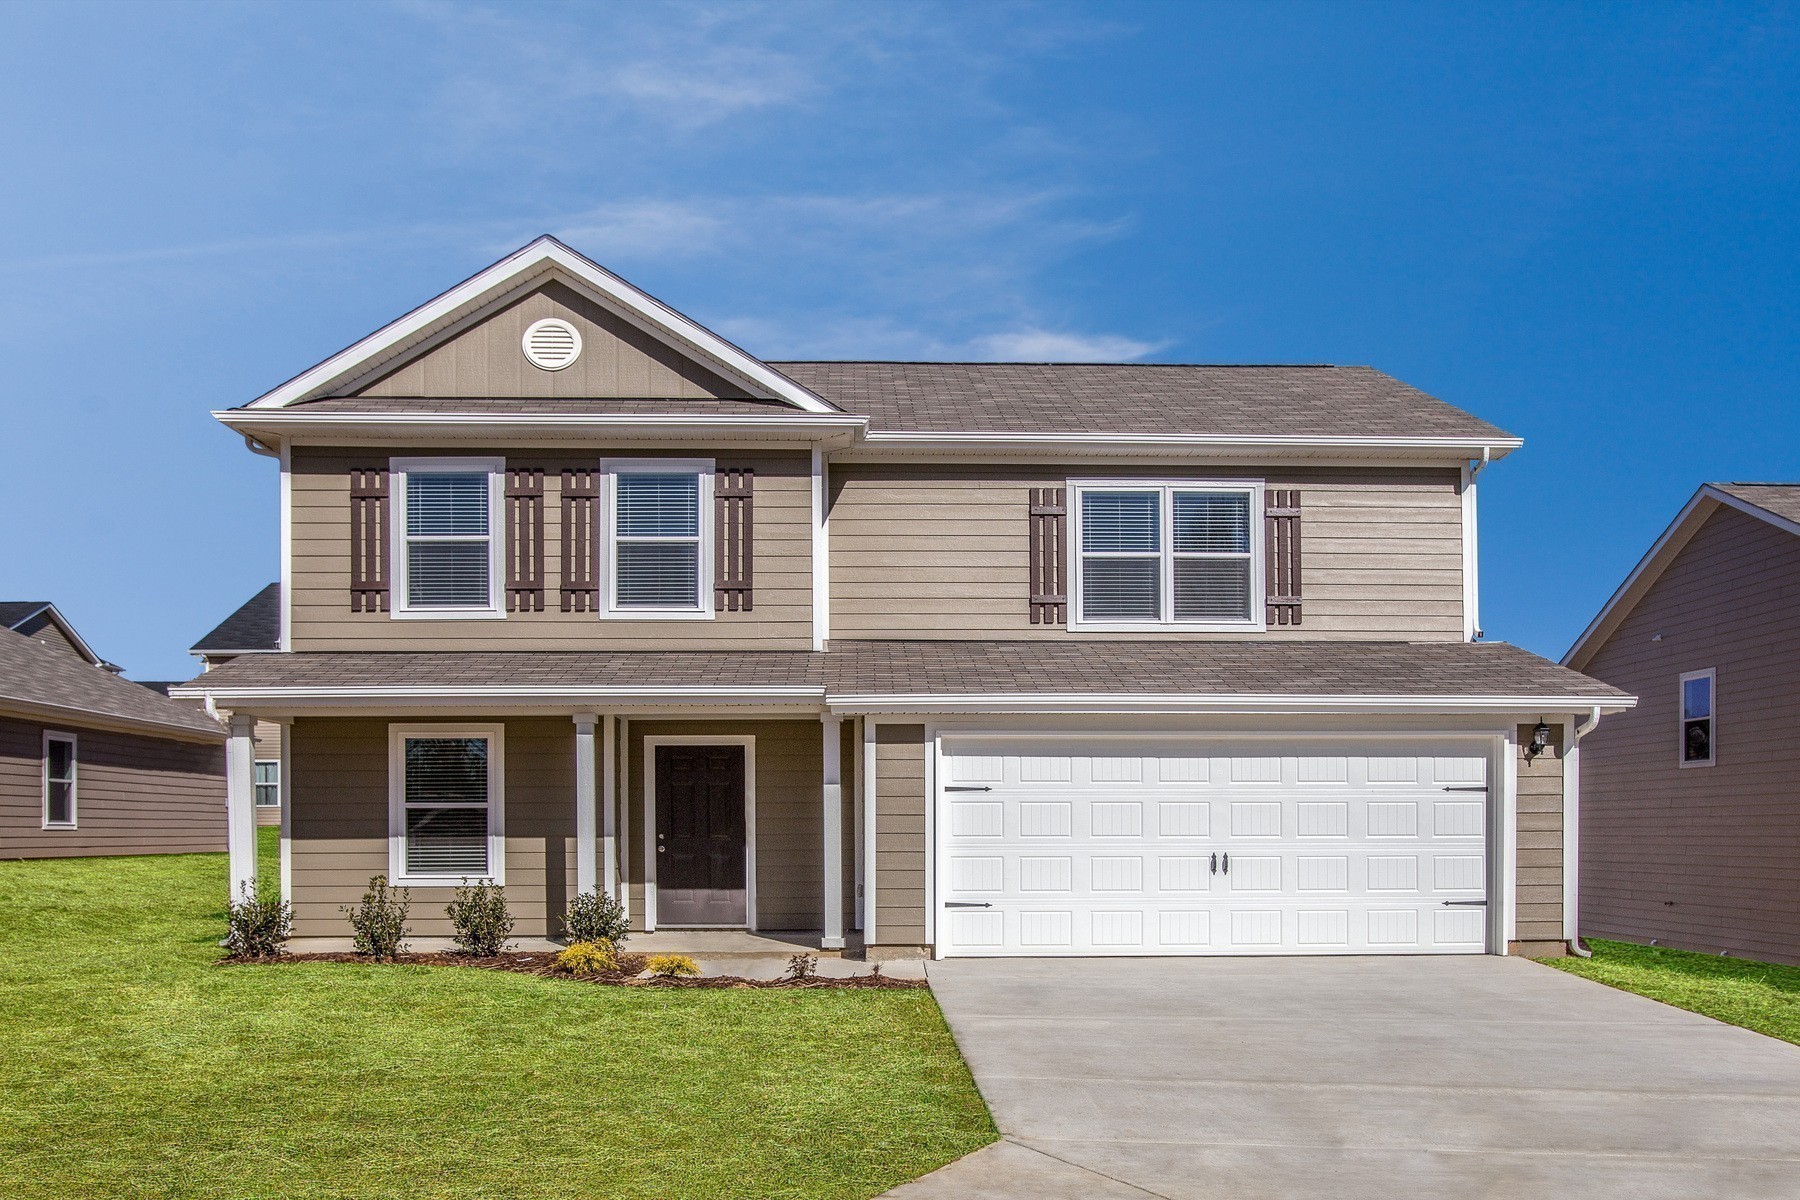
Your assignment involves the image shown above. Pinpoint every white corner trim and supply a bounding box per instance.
[279,441,292,652]
[246,237,835,413]
[812,448,829,650]
[861,716,879,947]
[387,722,506,888]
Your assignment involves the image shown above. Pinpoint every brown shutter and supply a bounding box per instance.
[1028,487,1067,624]
[349,468,390,612]
[559,468,600,612]
[1265,489,1303,625]
[715,466,755,611]
[505,468,545,612]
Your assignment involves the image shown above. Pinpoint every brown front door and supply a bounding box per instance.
[655,744,748,926]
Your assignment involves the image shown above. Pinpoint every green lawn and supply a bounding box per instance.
[0,829,994,1199]
[1547,938,1800,1045]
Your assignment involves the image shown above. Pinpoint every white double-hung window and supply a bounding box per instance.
[1679,668,1715,767]
[1071,481,1263,630]
[603,458,713,617]
[43,732,76,829]
[389,724,504,885]
[391,457,504,618]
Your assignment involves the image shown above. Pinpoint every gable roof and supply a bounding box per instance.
[0,600,106,667]
[243,236,836,414]
[0,626,224,741]
[191,583,281,655]
[1564,482,1800,671]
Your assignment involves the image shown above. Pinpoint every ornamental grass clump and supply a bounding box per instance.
[447,880,514,957]
[563,890,629,947]
[342,875,411,961]
[223,881,291,959]
[646,953,700,979]
[552,940,619,978]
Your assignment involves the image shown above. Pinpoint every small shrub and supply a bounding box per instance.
[553,940,619,978]
[786,953,818,980]
[224,881,291,959]
[447,879,514,957]
[342,875,411,961]
[646,953,700,979]
[564,890,630,947]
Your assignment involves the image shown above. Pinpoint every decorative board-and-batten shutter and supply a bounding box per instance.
[506,468,546,612]
[349,468,390,612]
[560,468,600,612]
[1264,489,1303,625]
[1028,487,1068,624]
[715,467,754,611]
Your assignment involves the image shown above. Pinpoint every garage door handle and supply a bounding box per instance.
[1442,786,1488,792]
[944,901,993,909]
[1222,853,1230,874]
[1210,852,1217,875]
[1442,900,1487,906]
[945,785,992,792]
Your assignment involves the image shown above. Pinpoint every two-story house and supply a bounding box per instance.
[175,237,1631,959]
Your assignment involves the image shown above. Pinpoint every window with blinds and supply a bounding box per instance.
[397,733,499,880]
[606,461,712,614]
[254,761,281,808]
[1074,483,1258,627]
[394,460,501,615]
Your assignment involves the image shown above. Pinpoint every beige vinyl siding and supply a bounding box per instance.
[288,716,576,939]
[0,715,225,857]
[873,724,927,947]
[1578,505,1800,966]
[1514,722,1565,950]
[828,464,1466,640]
[624,719,824,932]
[355,280,751,400]
[290,446,813,650]
[253,718,283,827]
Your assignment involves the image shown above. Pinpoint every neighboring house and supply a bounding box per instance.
[173,236,1631,957]
[0,623,226,858]
[190,584,285,827]
[1564,483,1800,967]
[0,600,120,672]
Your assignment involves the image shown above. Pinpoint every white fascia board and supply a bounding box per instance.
[244,237,837,414]
[216,410,865,449]
[840,431,1521,463]
[1559,483,1800,669]
[828,693,1636,716]
[169,683,826,707]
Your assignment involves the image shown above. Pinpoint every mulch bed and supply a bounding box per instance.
[220,949,927,989]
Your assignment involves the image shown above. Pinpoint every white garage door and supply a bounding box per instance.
[938,738,1491,956]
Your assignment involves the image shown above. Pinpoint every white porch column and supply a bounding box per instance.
[574,714,598,897]
[225,714,258,902]
[600,713,617,900]
[822,715,845,949]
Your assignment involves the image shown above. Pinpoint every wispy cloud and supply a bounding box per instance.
[971,329,1163,362]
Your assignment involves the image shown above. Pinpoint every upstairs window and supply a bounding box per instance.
[1679,669,1715,767]
[605,459,713,617]
[390,725,504,885]
[43,732,76,829]
[1071,482,1261,630]
[254,760,281,808]
[392,458,503,618]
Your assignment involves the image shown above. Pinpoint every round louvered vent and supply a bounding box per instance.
[522,318,582,371]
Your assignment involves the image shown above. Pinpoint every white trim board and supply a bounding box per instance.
[246,236,835,414]
[642,734,757,933]
[386,722,506,888]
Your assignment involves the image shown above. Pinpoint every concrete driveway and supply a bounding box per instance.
[890,956,1800,1199]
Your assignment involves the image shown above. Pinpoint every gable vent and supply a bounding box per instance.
[522,318,583,371]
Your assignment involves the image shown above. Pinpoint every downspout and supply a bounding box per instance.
[242,434,279,459]
[1565,706,1604,958]
[1462,447,1491,642]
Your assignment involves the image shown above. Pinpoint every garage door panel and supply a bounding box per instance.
[940,739,1491,957]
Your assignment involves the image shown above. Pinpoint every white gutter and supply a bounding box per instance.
[170,683,825,705]
[851,430,1521,457]
[830,693,1635,716]
[1564,705,1604,957]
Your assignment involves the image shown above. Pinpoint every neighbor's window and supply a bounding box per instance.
[394,458,502,616]
[254,760,280,808]
[392,727,503,883]
[606,460,712,615]
[1073,483,1259,627]
[43,732,76,828]
[1679,669,1715,767]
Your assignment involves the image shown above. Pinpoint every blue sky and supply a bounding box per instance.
[1,1,1795,678]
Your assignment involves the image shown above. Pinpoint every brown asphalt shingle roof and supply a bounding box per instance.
[192,583,281,654]
[284,364,1512,441]
[1714,483,1800,527]
[181,640,1623,702]
[0,626,226,739]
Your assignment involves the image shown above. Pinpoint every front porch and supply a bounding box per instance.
[224,712,865,952]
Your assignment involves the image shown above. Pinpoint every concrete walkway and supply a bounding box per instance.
[891,956,1800,1199]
